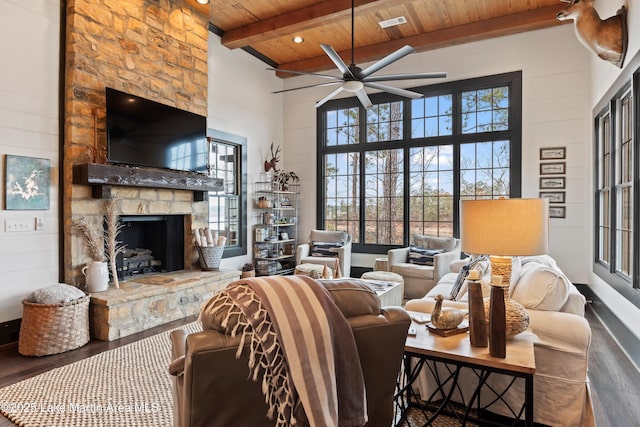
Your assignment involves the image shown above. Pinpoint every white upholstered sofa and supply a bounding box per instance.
[404,255,595,427]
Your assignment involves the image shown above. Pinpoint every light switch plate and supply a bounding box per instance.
[5,218,33,232]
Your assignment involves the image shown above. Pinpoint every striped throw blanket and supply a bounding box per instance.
[200,275,367,427]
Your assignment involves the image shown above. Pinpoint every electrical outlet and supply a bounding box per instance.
[35,217,44,231]
[5,218,33,232]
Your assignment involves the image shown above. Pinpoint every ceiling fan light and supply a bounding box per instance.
[343,80,364,92]
[196,0,210,4]
[292,36,304,44]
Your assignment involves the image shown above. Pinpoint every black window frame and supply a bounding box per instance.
[593,53,640,307]
[316,71,522,254]
[207,129,247,258]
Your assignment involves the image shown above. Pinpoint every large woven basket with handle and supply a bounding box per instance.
[18,295,90,357]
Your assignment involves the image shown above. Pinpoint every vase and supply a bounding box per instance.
[82,261,109,293]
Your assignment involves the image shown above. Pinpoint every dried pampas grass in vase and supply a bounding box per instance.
[105,196,126,289]
[74,217,105,262]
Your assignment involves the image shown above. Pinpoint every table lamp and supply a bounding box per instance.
[460,198,549,357]
[460,198,549,287]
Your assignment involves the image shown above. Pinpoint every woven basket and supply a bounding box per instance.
[19,295,90,356]
[197,245,224,271]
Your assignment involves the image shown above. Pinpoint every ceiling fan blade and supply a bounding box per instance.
[359,45,415,78]
[363,72,447,82]
[266,67,342,80]
[364,82,423,99]
[316,86,345,108]
[321,44,355,79]
[273,81,341,94]
[354,88,373,109]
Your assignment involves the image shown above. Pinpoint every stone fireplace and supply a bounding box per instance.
[62,1,241,340]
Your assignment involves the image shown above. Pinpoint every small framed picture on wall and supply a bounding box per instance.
[540,162,566,175]
[540,191,565,203]
[540,147,566,160]
[549,206,566,219]
[540,177,566,189]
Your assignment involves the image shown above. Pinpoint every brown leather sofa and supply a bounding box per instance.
[169,279,410,427]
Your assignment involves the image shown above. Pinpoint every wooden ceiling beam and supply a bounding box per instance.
[276,4,569,76]
[221,0,384,49]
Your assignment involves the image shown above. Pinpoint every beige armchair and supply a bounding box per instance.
[296,229,352,277]
[388,235,461,299]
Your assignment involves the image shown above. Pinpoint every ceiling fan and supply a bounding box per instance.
[270,0,446,109]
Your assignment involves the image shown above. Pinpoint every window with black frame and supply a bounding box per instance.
[207,130,247,258]
[317,72,522,253]
[594,73,638,294]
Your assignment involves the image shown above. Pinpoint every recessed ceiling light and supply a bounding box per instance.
[196,0,210,4]
[292,36,304,44]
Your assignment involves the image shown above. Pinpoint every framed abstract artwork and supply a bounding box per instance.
[4,155,50,210]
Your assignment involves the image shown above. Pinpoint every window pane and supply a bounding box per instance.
[462,86,510,134]
[411,94,452,138]
[367,101,403,142]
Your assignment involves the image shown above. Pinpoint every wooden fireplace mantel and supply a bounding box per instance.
[73,163,223,200]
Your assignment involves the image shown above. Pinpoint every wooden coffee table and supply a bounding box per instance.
[396,311,536,426]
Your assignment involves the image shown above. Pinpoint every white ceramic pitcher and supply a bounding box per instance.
[82,261,109,293]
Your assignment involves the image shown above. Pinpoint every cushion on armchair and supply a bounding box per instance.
[408,246,443,265]
[311,241,344,257]
[412,234,456,252]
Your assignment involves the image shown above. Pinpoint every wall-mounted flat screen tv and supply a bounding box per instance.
[106,88,208,173]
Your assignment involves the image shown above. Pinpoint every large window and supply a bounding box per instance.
[594,64,639,296]
[207,129,247,258]
[318,72,522,253]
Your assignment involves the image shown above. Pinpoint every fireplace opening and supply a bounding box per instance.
[116,215,184,280]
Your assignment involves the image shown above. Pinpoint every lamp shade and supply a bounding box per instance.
[460,198,549,256]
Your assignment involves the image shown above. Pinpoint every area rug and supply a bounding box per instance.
[0,321,202,427]
[0,320,472,427]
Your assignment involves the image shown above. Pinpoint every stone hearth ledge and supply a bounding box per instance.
[89,270,240,341]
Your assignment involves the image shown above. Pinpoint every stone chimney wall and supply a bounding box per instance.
[64,0,209,285]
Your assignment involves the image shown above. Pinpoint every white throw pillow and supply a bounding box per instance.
[510,262,570,311]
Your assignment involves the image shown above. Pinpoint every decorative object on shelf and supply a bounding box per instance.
[194,227,226,271]
[258,196,270,208]
[241,263,255,278]
[264,143,281,173]
[4,155,50,210]
[105,196,126,289]
[488,276,507,358]
[272,170,299,191]
[467,269,488,347]
[460,198,548,357]
[556,0,627,68]
[430,294,466,330]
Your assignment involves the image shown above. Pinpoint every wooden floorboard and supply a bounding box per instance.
[0,309,638,426]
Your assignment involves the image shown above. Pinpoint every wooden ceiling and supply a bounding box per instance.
[188,0,569,77]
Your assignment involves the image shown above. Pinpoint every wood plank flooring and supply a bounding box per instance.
[0,308,638,427]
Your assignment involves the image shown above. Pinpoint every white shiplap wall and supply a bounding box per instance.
[207,33,285,271]
[0,0,60,323]
[281,25,592,283]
